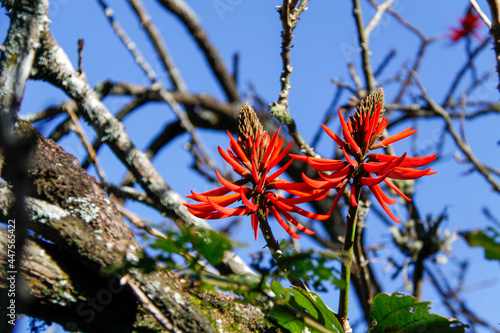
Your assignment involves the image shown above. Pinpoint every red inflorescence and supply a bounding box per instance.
[291,104,436,223]
[185,128,329,240]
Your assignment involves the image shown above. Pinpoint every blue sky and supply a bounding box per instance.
[2,1,500,332]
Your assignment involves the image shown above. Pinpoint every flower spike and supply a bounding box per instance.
[185,103,326,241]
[294,88,436,221]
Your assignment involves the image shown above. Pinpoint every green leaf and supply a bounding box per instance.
[461,227,500,262]
[183,228,233,266]
[269,287,342,333]
[152,227,233,267]
[369,292,468,333]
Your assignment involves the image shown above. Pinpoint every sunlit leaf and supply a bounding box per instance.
[369,292,468,333]
[183,228,233,266]
[461,227,500,262]
[269,286,342,333]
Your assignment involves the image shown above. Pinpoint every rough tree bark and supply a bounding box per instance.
[0,122,274,332]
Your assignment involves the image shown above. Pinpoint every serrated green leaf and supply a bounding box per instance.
[369,292,468,333]
[461,228,500,262]
[269,287,342,333]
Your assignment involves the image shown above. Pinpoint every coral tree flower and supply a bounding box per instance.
[449,11,483,42]
[291,88,436,223]
[185,103,329,240]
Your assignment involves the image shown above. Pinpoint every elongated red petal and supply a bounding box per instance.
[328,183,347,215]
[251,213,259,240]
[343,147,358,167]
[207,197,249,216]
[256,170,267,193]
[184,202,216,212]
[370,185,400,222]
[250,154,260,183]
[281,189,330,205]
[215,170,244,192]
[338,108,361,153]
[240,188,258,212]
[267,194,330,220]
[399,154,437,168]
[228,131,249,163]
[218,146,250,176]
[307,157,346,172]
[302,173,335,190]
[375,117,388,136]
[366,103,381,143]
[267,141,293,171]
[267,159,293,182]
[371,128,418,149]
[376,152,407,174]
[261,129,280,165]
[371,184,396,204]
[289,154,307,162]
[360,172,390,187]
[187,186,231,199]
[384,178,411,201]
[189,191,242,205]
[388,167,433,180]
[367,153,436,168]
[362,159,393,173]
[280,209,315,235]
[319,165,351,182]
[186,208,230,219]
[269,206,300,239]
[270,180,316,192]
[350,184,358,207]
[321,123,345,148]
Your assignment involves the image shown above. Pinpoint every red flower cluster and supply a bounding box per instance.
[450,12,483,42]
[291,96,436,222]
[185,127,329,240]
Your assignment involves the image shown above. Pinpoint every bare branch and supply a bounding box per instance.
[471,0,492,28]
[31,30,256,277]
[351,0,376,93]
[365,0,395,37]
[157,0,240,102]
[413,71,500,193]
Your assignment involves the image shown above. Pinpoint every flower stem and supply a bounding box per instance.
[256,209,308,290]
[338,184,362,332]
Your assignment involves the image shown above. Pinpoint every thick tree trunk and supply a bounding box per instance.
[0,122,274,332]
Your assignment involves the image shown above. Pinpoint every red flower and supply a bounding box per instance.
[291,91,436,223]
[449,12,483,42]
[185,128,329,240]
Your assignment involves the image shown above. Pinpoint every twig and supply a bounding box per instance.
[348,63,364,91]
[443,37,491,107]
[65,105,107,181]
[157,0,239,102]
[256,208,309,291]
[95,3,217,174]
[32,30,258,278]
[426,263,500,333]
[365,0,395,37]
[127,0,188,92]
[373,49,396,78]
[270,0,316,158]
[412,71,500,193]
[115,204,168,239]
[352,0,376,93]
[470,0,492,28]
[97,0,158,83]
[275,0,310,109]
[121,274,181,333]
